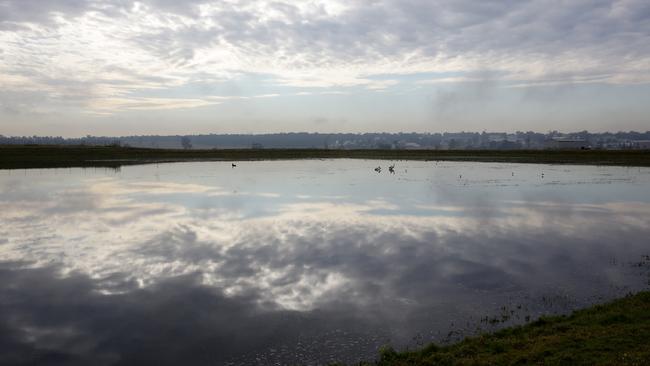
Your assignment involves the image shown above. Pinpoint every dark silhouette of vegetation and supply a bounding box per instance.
[2,131,650,150]
[1,145,649,169]
[180,136,192,150]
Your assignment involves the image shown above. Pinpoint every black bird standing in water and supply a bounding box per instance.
[232,163,237,168]
[374,166,382,173]
[388,164,395,174]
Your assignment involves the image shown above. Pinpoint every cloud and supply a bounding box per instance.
[0,0,649,118]
[0,0,94,29]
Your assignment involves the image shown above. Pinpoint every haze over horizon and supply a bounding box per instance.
[1,0,649,137]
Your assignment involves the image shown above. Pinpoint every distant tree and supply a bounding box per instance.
[181,136,192,149]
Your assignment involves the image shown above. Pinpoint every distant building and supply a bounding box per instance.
[546,138,588,149]
[487,133,508,143]
[633,140,650,149]
[402,142,422,149]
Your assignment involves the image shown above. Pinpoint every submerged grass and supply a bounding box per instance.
[1,145,650,169]
[349,291,650,366]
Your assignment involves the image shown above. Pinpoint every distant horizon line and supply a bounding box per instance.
[3,130,650,139]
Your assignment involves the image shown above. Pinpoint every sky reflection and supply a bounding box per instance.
[1,160,649,365]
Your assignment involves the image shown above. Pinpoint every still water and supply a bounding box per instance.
[1,160,649,365]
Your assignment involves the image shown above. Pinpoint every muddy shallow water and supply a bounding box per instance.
[1,160,649,365]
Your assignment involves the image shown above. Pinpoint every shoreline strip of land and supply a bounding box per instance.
[1,145,650,169]
[355,291,650,365]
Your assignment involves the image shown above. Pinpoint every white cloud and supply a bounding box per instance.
[0,0,649,121]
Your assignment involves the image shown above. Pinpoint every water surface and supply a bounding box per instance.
[1,160,649,365]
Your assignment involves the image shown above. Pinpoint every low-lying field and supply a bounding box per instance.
[2,145,650,169]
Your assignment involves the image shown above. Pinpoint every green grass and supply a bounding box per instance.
[1,145,650,169]
[351,291,650,366]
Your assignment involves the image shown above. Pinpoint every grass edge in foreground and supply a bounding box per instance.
[344,291,650,365]
[1,145,650,169]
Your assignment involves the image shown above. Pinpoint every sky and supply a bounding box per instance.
[0,0,649,137]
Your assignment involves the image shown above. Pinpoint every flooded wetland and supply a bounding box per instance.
[1,160,649,365]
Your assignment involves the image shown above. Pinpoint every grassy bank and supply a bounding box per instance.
[356,291,650,366]
[1,145,650,169]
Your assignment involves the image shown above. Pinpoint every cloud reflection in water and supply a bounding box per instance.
[1,161,649,365]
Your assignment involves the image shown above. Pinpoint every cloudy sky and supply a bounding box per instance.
[1,0,649,136]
